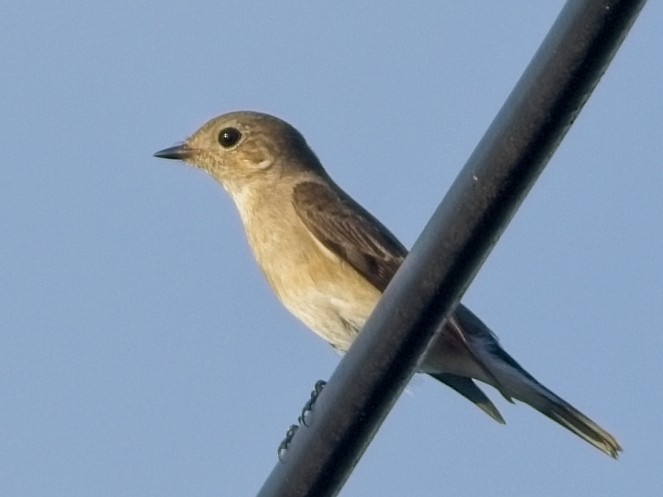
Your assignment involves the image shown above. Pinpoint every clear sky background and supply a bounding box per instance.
[2,2,661,496]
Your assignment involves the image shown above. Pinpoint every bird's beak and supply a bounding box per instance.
[153,144,193,161]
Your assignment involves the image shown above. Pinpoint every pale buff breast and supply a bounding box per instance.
[231,182,382,350]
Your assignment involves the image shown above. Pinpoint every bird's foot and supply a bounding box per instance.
[277,424,300,461]
[298,380,327,427]
[277,380,327,460]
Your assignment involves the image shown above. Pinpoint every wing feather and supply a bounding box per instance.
[292,181,406,292]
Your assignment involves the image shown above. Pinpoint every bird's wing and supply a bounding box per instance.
[442,311,513,401]
[292,181,407,292]
[430,373,505,423]
[293,181,507,406]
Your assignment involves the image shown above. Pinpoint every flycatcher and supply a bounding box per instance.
[154,111,621,458]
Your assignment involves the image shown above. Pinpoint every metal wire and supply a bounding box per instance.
[256,1,646,495]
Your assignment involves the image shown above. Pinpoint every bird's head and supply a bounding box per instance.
[154,111,325,196]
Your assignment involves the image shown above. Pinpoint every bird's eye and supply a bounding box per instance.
[218,127,242,148]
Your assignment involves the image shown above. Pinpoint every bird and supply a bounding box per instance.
[154,110,621,458]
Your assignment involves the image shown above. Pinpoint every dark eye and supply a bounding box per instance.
[218,127,242,148]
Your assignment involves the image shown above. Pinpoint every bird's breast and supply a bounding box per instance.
[238,192,381,350]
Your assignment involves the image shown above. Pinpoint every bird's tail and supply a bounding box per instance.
[446,304,622,458]
[509,379,622,458]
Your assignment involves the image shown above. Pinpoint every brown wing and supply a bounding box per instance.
[294,182,511,404]
[292,181,407,292]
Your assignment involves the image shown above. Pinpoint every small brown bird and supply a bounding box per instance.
[154,111,621,457]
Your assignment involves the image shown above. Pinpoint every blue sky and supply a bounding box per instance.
[2,2,661,496]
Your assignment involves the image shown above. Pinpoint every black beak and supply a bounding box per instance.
[153,144,193,160]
